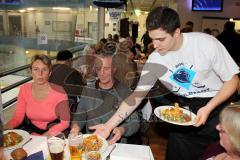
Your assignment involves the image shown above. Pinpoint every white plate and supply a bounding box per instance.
[83,134,108,154]
[3,129,30,150]
[154,106,196,126]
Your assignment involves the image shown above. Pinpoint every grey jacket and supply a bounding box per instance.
[73,80,140,143]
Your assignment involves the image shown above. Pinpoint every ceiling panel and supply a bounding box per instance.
[127,0,175,12]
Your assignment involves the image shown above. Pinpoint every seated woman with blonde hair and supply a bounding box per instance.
[202,105,240,160]
[4,54,70,136]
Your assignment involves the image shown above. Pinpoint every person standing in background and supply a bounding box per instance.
[181,21,194,33]
[49,50,86,114]
[217,21,240,65]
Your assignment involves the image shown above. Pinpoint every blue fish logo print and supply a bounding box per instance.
[170,67,196,90]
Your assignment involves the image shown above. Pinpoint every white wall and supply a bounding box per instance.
[75,9,98,39]
[177,0,240,32]
[24,10,77,40]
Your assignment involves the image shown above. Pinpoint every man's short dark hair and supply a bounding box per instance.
[146,7,180,34]
[56,50,73,61]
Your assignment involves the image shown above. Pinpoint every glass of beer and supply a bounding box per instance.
[85,146,101,160]
[68,133,83,160]
[47,133,65,160]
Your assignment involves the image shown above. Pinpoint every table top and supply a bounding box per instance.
[4,135,154,160]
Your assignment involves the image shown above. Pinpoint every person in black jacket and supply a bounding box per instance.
[49,50,86,114]
[217,21,240,65]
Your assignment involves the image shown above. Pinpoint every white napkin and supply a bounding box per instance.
[24,136,71,160]
[23,135,49,159]
[110,144,153,160]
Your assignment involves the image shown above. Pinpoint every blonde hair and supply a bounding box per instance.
[30,54,52,71]
[220,105,240,155]
[83,45,96,56]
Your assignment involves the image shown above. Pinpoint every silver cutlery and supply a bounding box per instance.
[22,138,32,147]
[106,145,116,160]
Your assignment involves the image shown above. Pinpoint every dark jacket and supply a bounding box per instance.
[217,30,240,64]
[73,80,140,143]
[49,64,86,112]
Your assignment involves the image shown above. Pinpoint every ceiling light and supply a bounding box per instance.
[53,7,70,10]
[27,8,34,11]
[135,9,141,16]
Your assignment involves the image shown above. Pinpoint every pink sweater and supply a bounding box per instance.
[9,83,70,135]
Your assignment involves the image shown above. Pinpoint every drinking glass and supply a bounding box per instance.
[47,133,65,160]
[68,132,83,160]
[85,146,102,160]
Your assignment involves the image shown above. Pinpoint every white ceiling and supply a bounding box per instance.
[127,0,176,12]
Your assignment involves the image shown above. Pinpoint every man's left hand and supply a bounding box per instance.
[108,127,125,145]
[193,106,211,127]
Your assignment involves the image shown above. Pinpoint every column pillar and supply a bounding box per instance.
[97,7,105,41]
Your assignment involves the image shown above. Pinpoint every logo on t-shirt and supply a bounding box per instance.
[170,67,196,90]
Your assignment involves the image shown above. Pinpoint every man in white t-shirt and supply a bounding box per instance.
[90,7,239,160]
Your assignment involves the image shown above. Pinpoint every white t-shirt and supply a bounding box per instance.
[137,32,239,98]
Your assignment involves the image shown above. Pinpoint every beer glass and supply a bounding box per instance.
[68,133,83,160]
[85,146,101,160]
[47,133,65,160]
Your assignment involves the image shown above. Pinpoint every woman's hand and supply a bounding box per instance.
[194,106,212,127]
[70,123,80,136]
[108,127,125,145]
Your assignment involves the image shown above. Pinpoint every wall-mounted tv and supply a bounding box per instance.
[0,0,21,5]
[192,0,223,11]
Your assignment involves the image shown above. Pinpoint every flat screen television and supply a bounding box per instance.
[192,0,223,11]
[0,0,21,5]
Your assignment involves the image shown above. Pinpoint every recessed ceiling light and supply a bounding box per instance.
[53,7,70,10]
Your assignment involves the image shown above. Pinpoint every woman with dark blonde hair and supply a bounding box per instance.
[202,105,240,160]
[113,40,139,89]
[215,105,240,159]
[4,54,70,136]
